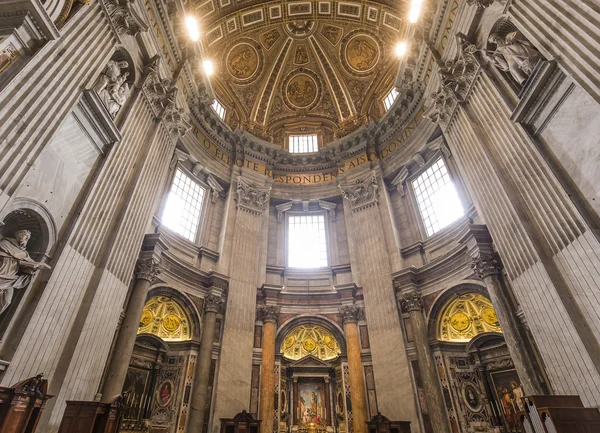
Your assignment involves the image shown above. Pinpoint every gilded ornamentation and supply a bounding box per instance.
[345,35,379,73]
[295,45,309,65]
[204,293,224,314]
[137,296,192,341]
[437,293,502,342]
[235,176,271,214]
[281,324,341,360]
[284,72,319,109]
[339,305,364,323]
[260,29,281,50]
[135,256,161,282]
[320,26,342,45]
[102,0,149,37]
[339,171,379,211]
[471,252,501,280]
[227,43,260,81]
[400,291,424,312]
[258,304,280,323]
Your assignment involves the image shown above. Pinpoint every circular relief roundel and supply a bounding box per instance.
[140,310,153,327]
[345,34,380,73]
[303,337,317,352]
[286,73,318,108]
[227,43,260,81]
[162,314,182,332]
[450,312,470,332]
[481,308,499,326]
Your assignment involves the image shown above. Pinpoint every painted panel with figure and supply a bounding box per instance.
[298,382,326,425]
[123,367,152,421]
[489,369,525,433]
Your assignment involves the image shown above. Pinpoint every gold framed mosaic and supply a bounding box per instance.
[340,30,382,76]
[137,296,192,341]
[437,293,502,342]
[225,39,263,83]
[281,324,341,360]
[281,68,322,111]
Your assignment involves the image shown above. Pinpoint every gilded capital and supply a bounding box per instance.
[258,305,280,323]
[339,171,379,212]
[339,305,364,323]
[204,294,224,314]
[235,176,271,214]
[400,290,423,312]
[472,252,501,280]
[135,257,161,283]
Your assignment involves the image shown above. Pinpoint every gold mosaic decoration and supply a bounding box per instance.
[437,293,502,342]
[281,324,341,360]
[137,296,192,341]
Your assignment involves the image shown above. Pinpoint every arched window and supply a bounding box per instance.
[437,293,502,342]
[138,296,192,341]
[281,324,341,360]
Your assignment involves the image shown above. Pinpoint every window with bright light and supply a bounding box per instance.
[288,214,328,268]
[384,87,399,111]
[412,158,464,236]
[212,99,226,120]
[289,134,318,153]
[162,168,206,242]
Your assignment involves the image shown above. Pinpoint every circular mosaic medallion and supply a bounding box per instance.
[226,43,260,82]
[324,335,336,349]
[140,310,153,327]
[162,314,181,332]
[282,69,321,110]
[462,383,482,412]
[450,312,470,332]
[341,31,382,76]
[303,337,317,352]
[284,335,296,349]
[481,308,499,326]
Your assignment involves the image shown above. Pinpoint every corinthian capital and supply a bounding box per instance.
[258,305,280,323]
[204,293,224,314]
[400,291,423,312]
[235,176,271,214]
[339,171,379,212]
[135,257,161,282]
[472,252,501,279]
[339,305,364,323]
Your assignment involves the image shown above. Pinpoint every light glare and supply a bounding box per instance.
[409,0,423,23]
[185,16,200,42]
[203,59,214,76]
[395,41,408,57]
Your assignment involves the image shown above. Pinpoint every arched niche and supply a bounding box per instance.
[146,286,202,342]
[138,294,197,342]
[276,315,346,357]
[436,293,502,343]
[280,324,342,361]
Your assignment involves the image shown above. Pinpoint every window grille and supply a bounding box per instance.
[162,168,206,242]
[289,134,318,153]
[288,214,328,268]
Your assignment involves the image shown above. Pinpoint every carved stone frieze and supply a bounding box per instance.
[103,0,149,37]
[471,252,501,280]
[135,257,161,282]
[235,176,271,214]
[339,171,379,211]
[204,293,224,314]
[400,290,424,313]
[258,305,280,323]
[339,305,364,323]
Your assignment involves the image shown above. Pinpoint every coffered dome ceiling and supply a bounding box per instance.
[198,0,407,147]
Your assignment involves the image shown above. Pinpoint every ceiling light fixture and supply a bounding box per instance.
[409,0,423,24]
[185,16,200,42]
[203,60,214,76]
[395,41,408,57]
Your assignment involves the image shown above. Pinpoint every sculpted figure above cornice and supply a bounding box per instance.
[103,0,149,37]
[339,171,379,212]
[235,176,271,214]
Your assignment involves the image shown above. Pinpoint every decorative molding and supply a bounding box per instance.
[399,290,423,312]
[235,176,271,214]
[135,256,161,282]
[339,305,364,323]
[318,200,336,221]
[204,293,224,314]
[206,173,224,203]
[276,201,293,222]
[466,0,507,8]
[339,171,379,211]
[390,166,409,196]
[102,0,149,37]
[258,304,280,323]
[471,252,501,280]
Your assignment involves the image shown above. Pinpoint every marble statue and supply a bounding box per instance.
[0,230,50,315]
[486,31,542,84]
[93,59,131,117]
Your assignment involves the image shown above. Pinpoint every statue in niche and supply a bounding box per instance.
[486,31,542,84]
[0,230,50,316]
[93,59,131,117]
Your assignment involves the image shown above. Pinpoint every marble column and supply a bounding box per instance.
[101,250,161,402]
[399,291,450,433]
[340,306,368,433]
[472,253,545,395]
[259,305,280,433]
[188,292,225,433]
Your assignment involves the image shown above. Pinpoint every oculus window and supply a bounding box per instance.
[288,214,328,268]
[412,157,464,236]
[162,168,206,242]
[211,99,226,120]
[384,87,399,111]
[289,134,318,153]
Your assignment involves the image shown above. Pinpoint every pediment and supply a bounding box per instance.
[288,355,333,368]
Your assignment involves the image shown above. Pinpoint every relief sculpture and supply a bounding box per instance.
[346,36,379,72]
[486,30,543,84]
[93,59,131,117]
[227,44,259,80]
[286,74,317,108]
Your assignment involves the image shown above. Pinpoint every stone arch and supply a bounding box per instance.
[145,286,202,342]
[426,281,490,341]
[0,198,57,261]
[276,314,347,356]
